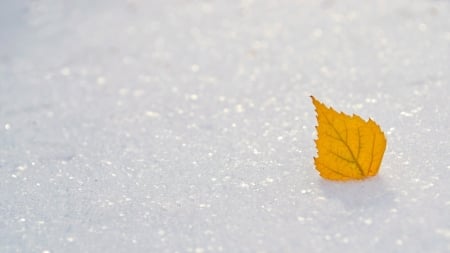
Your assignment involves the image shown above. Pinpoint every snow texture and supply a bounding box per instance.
[1,0,450,252]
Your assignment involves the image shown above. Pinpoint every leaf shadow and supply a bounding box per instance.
[318,176,396,210]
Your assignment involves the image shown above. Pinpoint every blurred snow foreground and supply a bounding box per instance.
[1,0,450,252]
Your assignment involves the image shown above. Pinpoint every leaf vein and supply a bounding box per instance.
[317,161,353,179]
[320,107,365,176]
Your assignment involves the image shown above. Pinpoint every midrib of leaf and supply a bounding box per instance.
[320,110,365,176]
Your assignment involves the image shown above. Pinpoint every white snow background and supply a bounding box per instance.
[1,0,449,252]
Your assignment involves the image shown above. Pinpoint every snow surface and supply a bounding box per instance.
[1,0,450,252]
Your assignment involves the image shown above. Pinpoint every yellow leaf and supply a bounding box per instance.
[311,96,387,180]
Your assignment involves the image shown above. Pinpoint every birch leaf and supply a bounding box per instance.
[311,96,387,180]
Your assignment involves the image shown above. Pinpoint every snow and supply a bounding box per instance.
[1,0,449,252]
